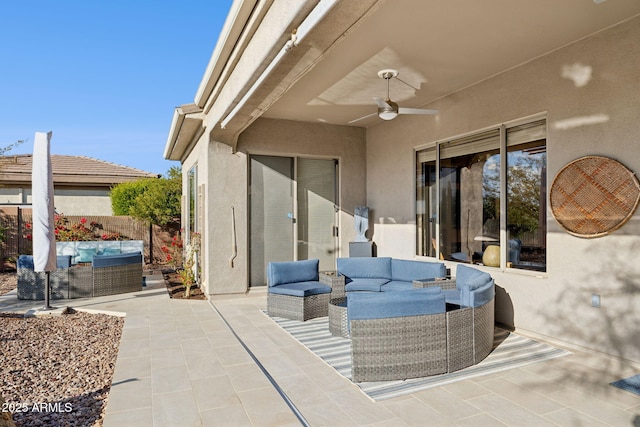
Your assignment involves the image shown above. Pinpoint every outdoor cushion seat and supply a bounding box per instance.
[18,254,72,270]
[337,256,447,293]
[442,288,462,305]
[348,287,445,321]
[451,264,494,308]
[345,278,389,292]
[92,251,143,268]
[379,280,416,292]
[267,259,331,321]
[390,258,446,282]
[338,257,392,281]
[268,281,331,297]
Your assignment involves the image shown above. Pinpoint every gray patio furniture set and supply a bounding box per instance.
[267,257,495,382]
[17,251,143,300]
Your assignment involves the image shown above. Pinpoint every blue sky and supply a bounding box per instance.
[0,1,233,175]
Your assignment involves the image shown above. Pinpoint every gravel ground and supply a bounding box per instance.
[0,310,124,427]
[0,273,16,296]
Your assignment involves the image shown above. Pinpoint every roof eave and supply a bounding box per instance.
[163,104,205,161]
[194,0,261,110]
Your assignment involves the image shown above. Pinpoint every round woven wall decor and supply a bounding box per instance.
[550,156,640,238]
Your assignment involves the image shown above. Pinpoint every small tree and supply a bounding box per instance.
[110,167,181,225]
[177,232,200,298]
[110,179,152,216]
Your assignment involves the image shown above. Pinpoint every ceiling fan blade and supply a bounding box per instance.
[374,97,392,109]
[348,111,378,124]
[398,107,439,115]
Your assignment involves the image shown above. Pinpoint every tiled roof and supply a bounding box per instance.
[0,154,158,186]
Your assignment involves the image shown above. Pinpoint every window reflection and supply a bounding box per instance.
[416,119,547,272]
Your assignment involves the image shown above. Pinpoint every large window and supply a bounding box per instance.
[416,119,546,272]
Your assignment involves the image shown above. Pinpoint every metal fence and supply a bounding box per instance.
[0,207,180,265]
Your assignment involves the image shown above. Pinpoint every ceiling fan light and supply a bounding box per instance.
[378,99,399,120]
[379,110,398,120]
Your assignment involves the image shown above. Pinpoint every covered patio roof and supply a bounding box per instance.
[164,0,640,159]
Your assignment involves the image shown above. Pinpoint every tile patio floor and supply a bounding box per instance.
[1,274,639,426]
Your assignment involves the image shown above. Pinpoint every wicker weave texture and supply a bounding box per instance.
[93,263,143,297]
[320,272,345,298]
[68,265,93,298]
[267,292,330,321]
[473,299,495,363]
[17,269,69,300]
[446,307,474,372]
[550,156,640,238]
[413,278,456,290]
[328,297,349,338]
[350,313,447,382]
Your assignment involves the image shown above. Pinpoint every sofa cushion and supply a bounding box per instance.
[456,264,492,291]
[462,279,495,307]
[101,247,122,256]
[391,259,446,282]
[337,257,392,280]
[380,280,414,292]
[345,278,389,292]
[268,281,332,297]
[267,259,319,287]
[92,252,142,268]
[443,289,462,306]
[348,288,445,321]
[18,255,72,270]
[56,255,73,268]
[77,247,98,263]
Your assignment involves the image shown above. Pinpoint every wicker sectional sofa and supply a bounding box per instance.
[17,252,143,300]
[265,257,495,382]
[336,258,495,382]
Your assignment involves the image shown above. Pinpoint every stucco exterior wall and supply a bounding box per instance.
[238,117,367,250]
[180,133,212,294]
[191,118,366,295]
[0,187,113,215]
[365,17,640,362]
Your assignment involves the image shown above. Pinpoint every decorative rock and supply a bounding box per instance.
[0,311,123,427]
[0,395,17,427]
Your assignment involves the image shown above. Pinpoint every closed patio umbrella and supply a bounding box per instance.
[32,131,57,310]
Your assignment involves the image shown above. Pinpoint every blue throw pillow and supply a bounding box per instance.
[76,248,97,263]
[101,248,122,255]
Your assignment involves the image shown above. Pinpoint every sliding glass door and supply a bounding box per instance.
[250,155,338,286]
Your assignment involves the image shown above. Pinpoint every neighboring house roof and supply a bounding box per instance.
[0,154,158,187]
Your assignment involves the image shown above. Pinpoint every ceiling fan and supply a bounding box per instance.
[349,69,439,124]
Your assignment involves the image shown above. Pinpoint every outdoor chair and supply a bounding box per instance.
[267,259,332,321]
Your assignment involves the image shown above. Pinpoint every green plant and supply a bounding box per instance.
[24,214,127,242]
[110,167,181,225]
[177,232,201,298]
[161,234,183,268]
